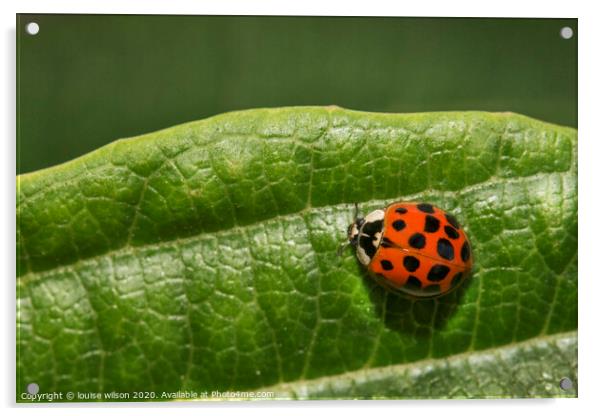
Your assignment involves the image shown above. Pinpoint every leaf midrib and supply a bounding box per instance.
[17,169,573,285]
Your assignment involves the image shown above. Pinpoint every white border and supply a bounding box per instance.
[3,1,600,415]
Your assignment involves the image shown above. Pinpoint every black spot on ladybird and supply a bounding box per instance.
[461,241,471,262]
[403,256,420,272]
[380,260,394,271]
[408,233,426,249]
[444,225,460,239]
[445,213,460,229]
[395,207,408,214]
[451,272,463,288]
[392,219,406,231]
[437,238,455,260]
[427,264,450,281]
[417,203,435,213]
[424,215,440,233]
[405,275,422,290]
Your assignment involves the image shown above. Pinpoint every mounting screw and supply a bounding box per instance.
[25,22,40,36]
[559,377,573,390]
[560,26,573,40]
[27,382,39,395]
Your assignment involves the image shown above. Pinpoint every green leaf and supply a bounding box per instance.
[17,107,577,401]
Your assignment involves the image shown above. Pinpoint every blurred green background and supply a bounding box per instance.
[17,15,577,174]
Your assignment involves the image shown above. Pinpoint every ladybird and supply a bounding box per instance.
[346,202,472,298]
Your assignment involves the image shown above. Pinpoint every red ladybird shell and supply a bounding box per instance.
[369,202,472,297]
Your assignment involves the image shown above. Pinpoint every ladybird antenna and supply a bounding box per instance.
[353,202,359,219]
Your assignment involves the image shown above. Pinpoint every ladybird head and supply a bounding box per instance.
[347,217,365,247]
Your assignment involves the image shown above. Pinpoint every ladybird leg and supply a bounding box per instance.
[336,240,350,257]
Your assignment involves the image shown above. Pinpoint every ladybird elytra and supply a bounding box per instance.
[346,201,473,298]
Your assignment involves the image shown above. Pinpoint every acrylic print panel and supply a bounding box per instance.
[16,14,577,402]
